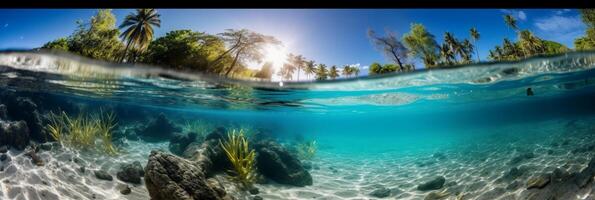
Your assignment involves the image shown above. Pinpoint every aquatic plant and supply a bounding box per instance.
[219,129,257,189]
[45,109,118,155]
[182,120,213,136]
[296,140,318,160]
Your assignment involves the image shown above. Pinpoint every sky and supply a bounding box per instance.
[0,9,587,79]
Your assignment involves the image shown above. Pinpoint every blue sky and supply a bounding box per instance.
[0,9,587,73]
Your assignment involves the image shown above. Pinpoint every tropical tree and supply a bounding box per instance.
[443,32,462,63]
[342,65,353,78]
[518,30,545,57]
[402,23,440,68]
[254,62,274,80]
[67,9,124,62]
[212,29,281,77]
[41,38,69,52]
[470,27,481,62]
[575,9,595,50]
[292,54,306,81]
[352,66,360,77]
[304,60,316,80]
[143,30,229,72]
[329,65,339,80]
[368,29,408,71]
[461,39,474,64]
[368,62,383,75]
[279,61,296,81]
[504,14,518,34]
[315,64,328,80]
[119,9,161,63]
[439,43,455,65]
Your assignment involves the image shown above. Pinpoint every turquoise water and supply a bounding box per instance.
[1,51,595,199]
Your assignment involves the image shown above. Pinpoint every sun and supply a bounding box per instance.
[263,45,288,71]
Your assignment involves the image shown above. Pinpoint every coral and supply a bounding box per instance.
[296,140,318,160]
[45,109,118,155]
[219,129,257,189]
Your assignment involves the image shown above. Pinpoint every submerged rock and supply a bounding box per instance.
[25,147,44,166]
[116,161,145,184]
[509,152,535,165]
[0,120,30,150]
[254,140,313,186]
[424,190,450,200]
[137,113,181,142]
[169,132,198,156]
[144,150,228,200]
[182,127,230,175]
[527,174,551,189]
[94,170,113,181]
[0,96,46,143]
[417,176,446,191]
[369,187,391,198]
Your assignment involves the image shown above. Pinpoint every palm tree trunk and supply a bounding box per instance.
[474,40,480,62]
[120,40,132,63]
[224,49,242,77]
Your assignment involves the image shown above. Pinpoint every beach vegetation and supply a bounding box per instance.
[575,9,595,50]
[296,140,318,160]
[368,29,409,71]
[119,9,161,63]
[45,109,119,155]
[402,23,440,68]
[219,129,257,189]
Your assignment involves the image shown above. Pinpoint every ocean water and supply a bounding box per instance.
[0,51,595,200]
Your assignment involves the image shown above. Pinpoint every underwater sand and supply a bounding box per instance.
[1,117,594,200]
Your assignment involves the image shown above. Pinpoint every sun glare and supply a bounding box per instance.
[263,45,288,71]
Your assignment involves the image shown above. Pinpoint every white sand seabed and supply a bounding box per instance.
[0,118,594,200]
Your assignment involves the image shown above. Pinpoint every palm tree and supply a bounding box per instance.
[329,65,339,80]
[461,39,474,64]
[352,66,360,77]
[470,27,481,62]
[502,38,520,60]
[518,30,545,57]
[279,62,296,81]
[342,65,353,78]
[119,9,161,63]
[315,64,328,80]
[504,14,518,35]
[293,54,305,81]
[444,32,460,63]
[440,43,454,65]
[304,60,316,80]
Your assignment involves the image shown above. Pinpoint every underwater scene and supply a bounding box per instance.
[0,50,594,200]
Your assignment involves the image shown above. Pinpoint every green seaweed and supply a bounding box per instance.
[219,129,257,189]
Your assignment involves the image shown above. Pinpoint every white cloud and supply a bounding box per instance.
[534,14,586,48]
[555,9,572,15]
[500,9,527,21]
[535,15,583,32]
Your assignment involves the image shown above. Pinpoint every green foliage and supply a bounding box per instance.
[368,29,408,71]
[296,140,317,160]
[329,65,339,80]
[315,64,328,80]
[369,62,398,75]
[119,9,161,62]
[143,30,230,72]
[219,129,257,189]
[575,28,595,50]
[580,9,595,28]
[542,40,569,54]
[46,110,118,155]
[369,62,382,75]
[67,9,124,62]
[41,38,69,52]
[402,23,440,68]
[254,62,274,80]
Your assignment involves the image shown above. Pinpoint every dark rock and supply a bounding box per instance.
[94,170,113,181]
[39,143,52,151]
[0,104,7,119]
[117,161,145,184]
[137,113,181,142]
[254,140,313,186]
[527,174,551,189]
[79,166,86,173]
[182,128,231,176]
[144,150,228,200]
[3,97,46,143]
[169,132,198,156]
[302,161,312,170]
[0,120,30,150]
[252,196,263,200]
[120,185,131,195]
[0,154,6,161]
[526,88,534,96]
[249,187,259,195]
[502,67,519,75]
[575,155,595,188]
[417,176,446,191]
[25,148,44,166]
[369,187,391,198]
[0,145,6,153]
